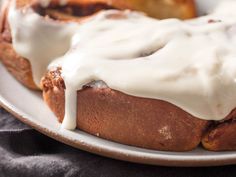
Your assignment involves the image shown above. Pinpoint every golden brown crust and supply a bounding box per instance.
[202,120,236,151]
[42,69,236,151]
[76,88,208,151]
[0,37,38,89]
[106,0,196,19]
[42,69,209,151]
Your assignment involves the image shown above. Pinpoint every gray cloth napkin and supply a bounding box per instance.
[0,108,236,177]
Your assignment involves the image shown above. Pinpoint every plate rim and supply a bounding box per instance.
[2,0,235,168]
[1,90,236,167]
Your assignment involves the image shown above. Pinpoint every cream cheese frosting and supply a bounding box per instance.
[7,0,236,130]
[38,0,68,7]
[58,1,236,129]
[8,0,79,86]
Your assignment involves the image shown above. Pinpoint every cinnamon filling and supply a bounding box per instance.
[1,2,115,43]
[33,3,115,21]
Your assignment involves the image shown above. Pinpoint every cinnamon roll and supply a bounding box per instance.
[41,1,236,151]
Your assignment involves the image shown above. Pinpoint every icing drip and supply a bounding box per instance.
[8,0,79,86]
[52,1,236,129]
[8,0,236,130]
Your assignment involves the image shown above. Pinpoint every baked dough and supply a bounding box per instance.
[42,68,209,151]
[41,64,236,151]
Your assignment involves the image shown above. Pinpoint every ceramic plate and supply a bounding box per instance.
[1,0,236,167]
[2,63,236,167]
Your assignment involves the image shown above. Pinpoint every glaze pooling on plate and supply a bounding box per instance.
[7,0,236,130]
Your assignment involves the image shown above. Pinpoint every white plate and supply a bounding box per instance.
[1,0,236,167]
[1,62,236,167]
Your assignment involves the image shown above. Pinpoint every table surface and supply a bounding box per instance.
[0,107,236,177]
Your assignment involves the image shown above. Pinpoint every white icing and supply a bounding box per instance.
[0,0,5,8]
[38,0,51,7]
[0,0,7,15]
[53,1,236,129]
[196,0,222,15]
[39,0,68,7]
[7,0,236,130]
[8,0,79,86]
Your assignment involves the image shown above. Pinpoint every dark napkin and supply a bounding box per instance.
[1,108,236,177]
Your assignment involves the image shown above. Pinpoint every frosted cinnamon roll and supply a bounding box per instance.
[41,0,236,151]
